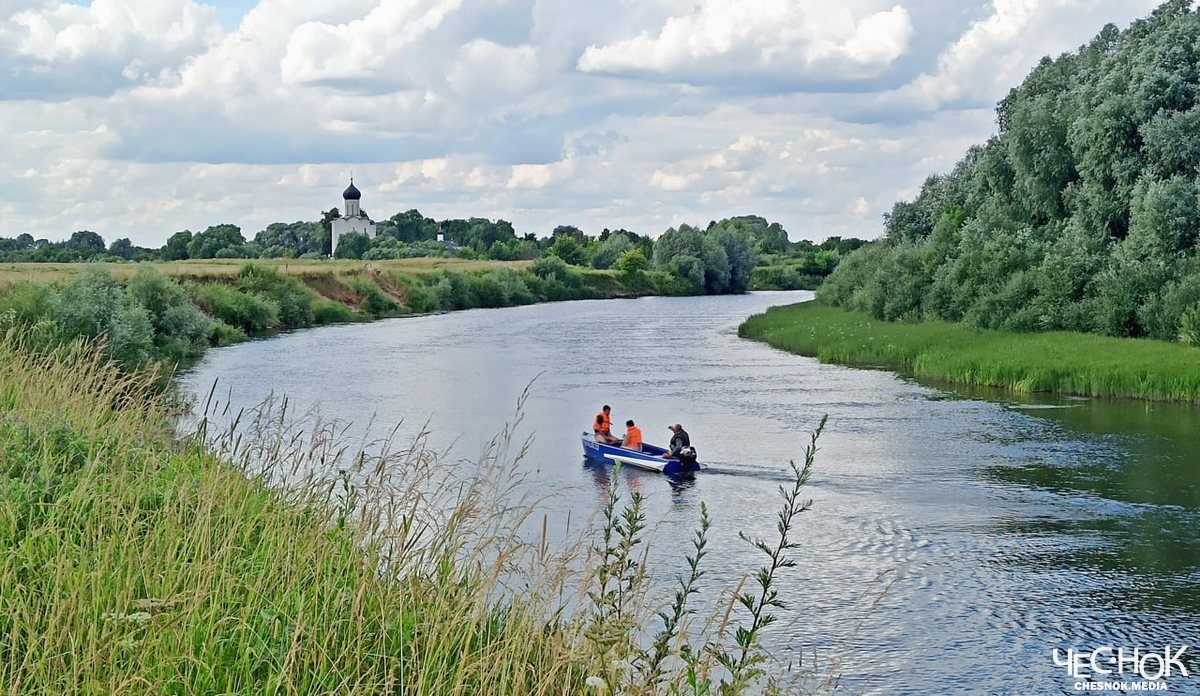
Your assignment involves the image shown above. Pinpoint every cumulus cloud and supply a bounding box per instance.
[892,0,1161,110]
[0,0,220,97]
[279,0,464,86]
[0,0,1172,247]
[578,1,914,85]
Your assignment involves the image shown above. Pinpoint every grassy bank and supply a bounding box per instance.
[0,332,832,694]
[739,301,1200,402]
[0,258,683,372]
[0,336,588,693]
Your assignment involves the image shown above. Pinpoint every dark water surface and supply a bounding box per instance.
[178,292,1200,695]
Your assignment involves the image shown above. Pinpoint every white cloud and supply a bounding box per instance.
[650,170,699,192]
[0,0,1173,247]
[507,158,573,190]
[279,0,465,85]
[894,0,1161,110]
[578,1,914,84]
[0,0,220,93]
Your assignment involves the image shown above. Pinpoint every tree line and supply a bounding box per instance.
[1,213,864,295]
[820,0,1200,344]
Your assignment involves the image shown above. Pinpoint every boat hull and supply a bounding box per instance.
[581,432,702,475]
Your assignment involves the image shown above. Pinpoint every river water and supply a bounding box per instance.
[177,291,1200,695]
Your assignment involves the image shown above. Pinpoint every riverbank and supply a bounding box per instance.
[738,301,1200,402]
[0,324,825,693]
[0,258,682,372]
[0,334,592,693]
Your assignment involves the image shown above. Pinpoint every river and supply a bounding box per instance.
[177,291,1200,695]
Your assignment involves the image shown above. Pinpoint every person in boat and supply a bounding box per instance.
[594,405,620,445]
[622,420,643,451]
[662,423,690,458]
[663,423,698,469]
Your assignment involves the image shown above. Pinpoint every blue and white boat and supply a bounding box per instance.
[581,432,703,475]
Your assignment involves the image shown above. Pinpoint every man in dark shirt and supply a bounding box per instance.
[663,423,690,458]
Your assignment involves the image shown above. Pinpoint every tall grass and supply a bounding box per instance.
[0,332,835,694]
[739,301,1200,402]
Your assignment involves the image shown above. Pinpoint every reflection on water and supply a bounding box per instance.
[940,381,1200,508]
[178,292,1200,695]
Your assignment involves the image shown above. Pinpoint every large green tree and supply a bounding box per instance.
[187,224,246,259]
[821,1,1200,342]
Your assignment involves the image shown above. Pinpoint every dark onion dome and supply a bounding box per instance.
[342,180,361,200]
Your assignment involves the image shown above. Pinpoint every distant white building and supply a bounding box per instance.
[331,179,376,256]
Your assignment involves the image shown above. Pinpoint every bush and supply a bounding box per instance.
[470,275,508,308]
[431,273,477,310]
[1179,303,1200,345]
[483,268,535,306]
[398,280,440,314]
[0,282,60,326]
[530,255,570,282]
[55,268,154,369]
[752,265,819,291]
[126,267,211,360]
[209,319,247,346]
[192,283,281,334]
[617,248,648,274]
[313,301,355,325]
[236,264,314,328]
[346,278,398,316]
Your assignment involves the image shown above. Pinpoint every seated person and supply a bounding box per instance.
[594,413,620,445]
[662,423,690,458]
[622,420,643,451]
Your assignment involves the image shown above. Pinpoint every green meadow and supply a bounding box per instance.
[739,301,1200,403]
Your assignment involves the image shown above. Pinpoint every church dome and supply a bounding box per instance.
[342,181,362,200]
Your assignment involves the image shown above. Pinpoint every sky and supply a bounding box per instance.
[0,0,1167,247]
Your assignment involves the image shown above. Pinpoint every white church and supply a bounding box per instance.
[330,179,377,256]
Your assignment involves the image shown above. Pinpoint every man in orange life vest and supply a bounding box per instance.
[622,420,643,451]
[594,405,620,445]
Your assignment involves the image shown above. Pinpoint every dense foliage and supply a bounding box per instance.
[821,1,1200,344]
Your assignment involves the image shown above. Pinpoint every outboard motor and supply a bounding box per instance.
[678,445,698,471]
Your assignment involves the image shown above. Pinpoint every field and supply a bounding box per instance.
[0,258,530,288]
[739,301,1200,403]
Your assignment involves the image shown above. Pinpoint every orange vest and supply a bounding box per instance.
[625,426,642,449]
[595,412,611,434]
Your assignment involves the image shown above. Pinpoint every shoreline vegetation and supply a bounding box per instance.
[816,4,1200,355]
[0,212,863,378]
[0,258,696,374]
[739,301,1200,403]
[0,256,825,377]
[0,330,835,694]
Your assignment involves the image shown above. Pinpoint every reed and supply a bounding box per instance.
[0,332,834,694]
[739,301,1200,402]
